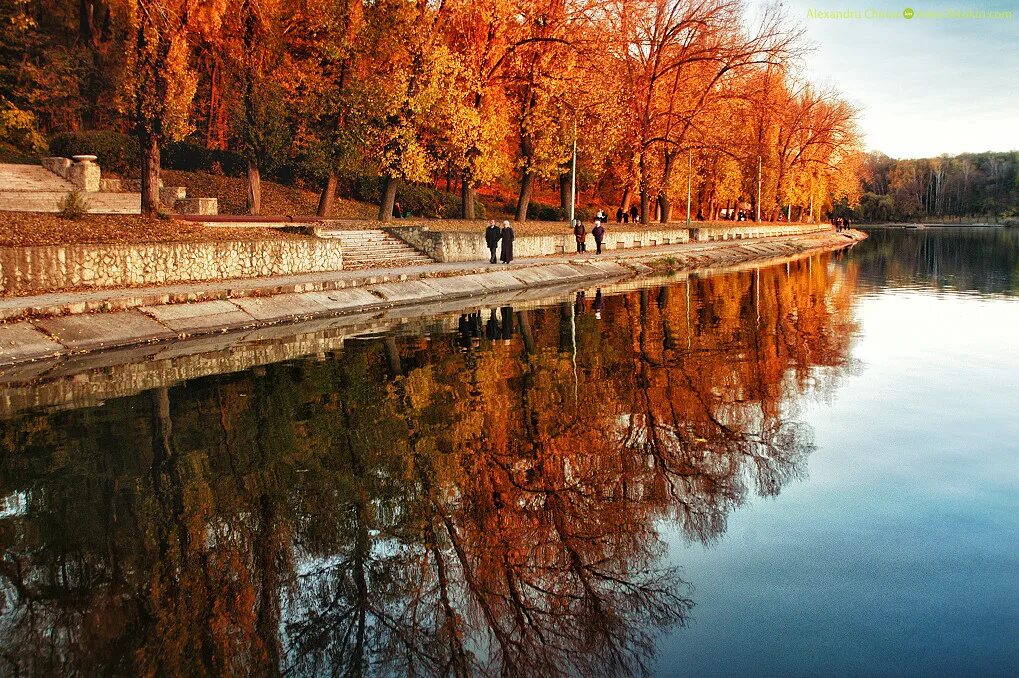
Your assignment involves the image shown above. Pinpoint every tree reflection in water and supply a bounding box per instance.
[0,254,858,677]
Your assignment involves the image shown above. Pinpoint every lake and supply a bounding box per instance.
[0,227,1016,676]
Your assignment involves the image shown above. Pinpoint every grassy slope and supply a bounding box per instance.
[161,170,376,219]
[0,212,305,247]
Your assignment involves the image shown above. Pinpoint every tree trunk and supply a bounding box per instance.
[316,170,338,217]
[515,171,534,222]
[79,0,97,47]
[559,172,572,211]
[246,159,261,215]
[619,186,631,214]
[378,175,398,222]
[658,151,674,223]
[140,131,160,217]
[638,151,649,224]
[460,173,475,220]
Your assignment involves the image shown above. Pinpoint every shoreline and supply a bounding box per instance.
[0,229,865,370]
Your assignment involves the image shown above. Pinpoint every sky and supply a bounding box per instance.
[754,1,1019,159]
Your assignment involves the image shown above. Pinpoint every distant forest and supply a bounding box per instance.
[845,151,1019,223]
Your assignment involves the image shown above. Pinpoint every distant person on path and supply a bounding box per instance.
[500,221,514,263]
[629,205,639,223]
[485,220,501,263]
[596,209,607,224]
[592,220,605,254]
[393,201,403,219]
[844,217,852,231]
[616,207,624,223]
[573,220,587,253]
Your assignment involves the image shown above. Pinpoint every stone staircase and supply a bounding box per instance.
[317,228,434,269]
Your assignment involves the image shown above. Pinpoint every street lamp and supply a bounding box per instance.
[569,117,577,225]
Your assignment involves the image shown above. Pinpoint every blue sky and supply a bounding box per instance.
[758,1,1019,158]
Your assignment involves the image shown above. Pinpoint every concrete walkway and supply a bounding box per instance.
[0,230,864,367]
[0,233,846,320]
[0,162,141,214]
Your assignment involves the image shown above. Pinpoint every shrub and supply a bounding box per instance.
[0,99,46,157]
[348,176,486,219]
[0,141,38,164]
[525,201,591,222]
[162,141,247,177]
[57,189,91,220]
[49,131,139,176]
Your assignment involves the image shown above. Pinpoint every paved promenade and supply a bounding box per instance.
[0,230,864,368]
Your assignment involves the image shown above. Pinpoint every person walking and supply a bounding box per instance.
[485,220,501,263]
[592,220,605,254]
[573,219,587,253]
[629,205,639,223]
[500,220,514,263]
[616,207,624,223]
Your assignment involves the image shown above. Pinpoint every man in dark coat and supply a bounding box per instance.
[592,221,606,254]
[629,205,639,223]
[616,207,624,223]
[500,221,514,263]
[485,220,501,263]
[573,220,586,253]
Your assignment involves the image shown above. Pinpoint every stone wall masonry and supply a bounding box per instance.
[42,157,72,180]
[0,239,343,296]
[691,223,831,241]
[387,225,692,262]
[0,233,869,413]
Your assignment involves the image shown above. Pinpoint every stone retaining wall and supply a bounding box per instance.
[691,223,831,241]
[0,239,343,296]
[388,225,692,262]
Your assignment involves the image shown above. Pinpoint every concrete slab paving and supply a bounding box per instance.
[424,276,489,297]
[469,271,529,291]
[586,260,631,276]
[543,263,589,279]
[305,288,383,311]
[369,280,443,303]
[232,293,333,321]
[0,322,65,364]
[508,266,559,284]
[140,300,256,333]
[0,356,61,383]
[34,312,175,351]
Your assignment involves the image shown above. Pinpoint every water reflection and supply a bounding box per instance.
[0,253,858,676]
[855,227,1019,295]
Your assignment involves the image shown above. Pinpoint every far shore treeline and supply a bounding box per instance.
[0,0,1015,224]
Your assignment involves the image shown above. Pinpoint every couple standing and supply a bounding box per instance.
[573,219,607,254]
[485,221,515,263]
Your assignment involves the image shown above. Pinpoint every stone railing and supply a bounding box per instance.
[690,222,832,241]
[0,238,343,295]
[42,155,100,192]
[387,225,692,262]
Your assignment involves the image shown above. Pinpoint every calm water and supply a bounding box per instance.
[0,228,1016,676]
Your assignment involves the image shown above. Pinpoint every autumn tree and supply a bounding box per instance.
[127,0,222,215]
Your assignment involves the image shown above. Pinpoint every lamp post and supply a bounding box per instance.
[756,154,762,222]
[686,150,692,226]
[569,117,578,225]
